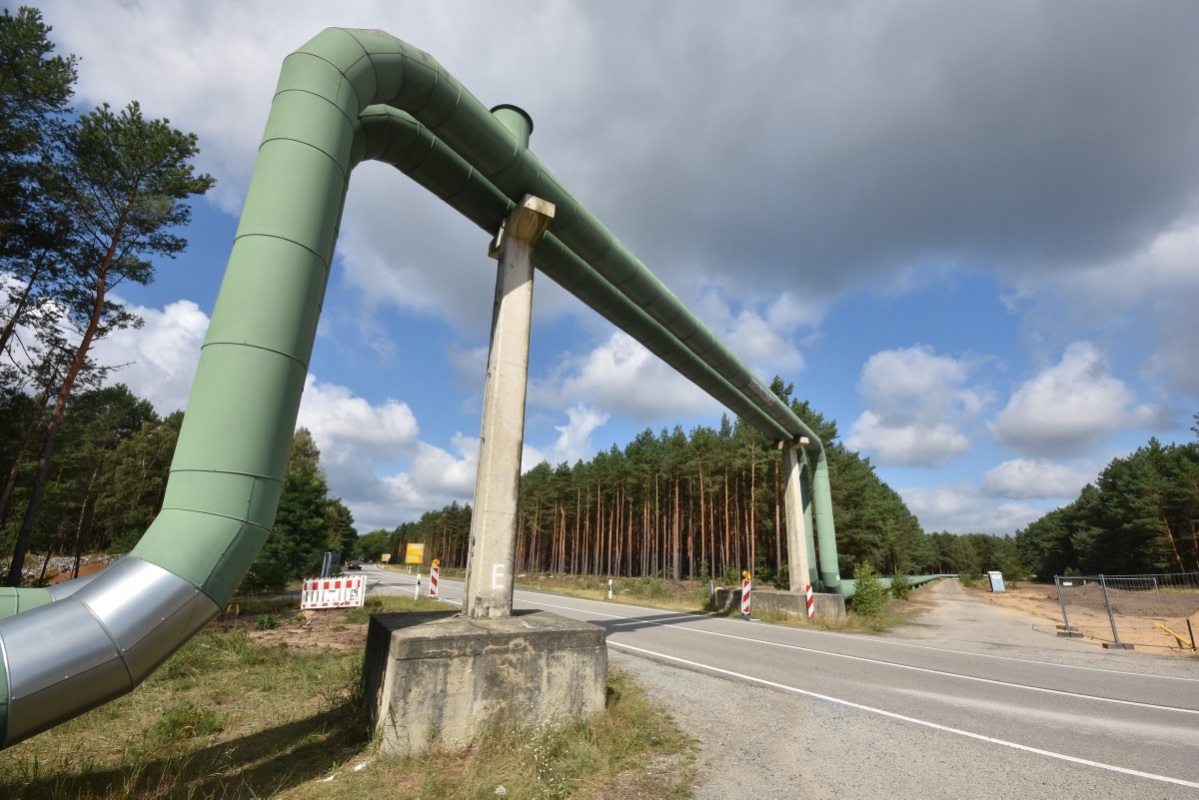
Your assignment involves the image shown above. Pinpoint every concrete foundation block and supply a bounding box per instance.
[364,610,607,755]
[714,586,847,622]
[752,587,846,622]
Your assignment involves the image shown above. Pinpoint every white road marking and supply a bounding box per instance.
[527,597,1199,714]
[609,640,1199,791]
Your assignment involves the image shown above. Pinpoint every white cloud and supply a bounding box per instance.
[29,0,1199,545]
[723,310,804,374]
[989,341,1158,457]
[91,299,208,414]
[982,458,1095,500]
[690,288,816,377]
[849,412,969,467]
[549,404,610,465]
[531,331,720,423]
[409,434,479,499]
[1007,220,1199,397]
[296,376,420,464]
[329,432,480,532]
[899,484,1044,536]
[846,346,988,466]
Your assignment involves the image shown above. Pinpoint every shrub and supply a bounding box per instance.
[890,571,912,601]
[255,613,280,631]
[850,562,888,617]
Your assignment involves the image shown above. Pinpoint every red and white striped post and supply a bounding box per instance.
[805,583,815,620]
[741,571,752,619]
[429,559,440,598]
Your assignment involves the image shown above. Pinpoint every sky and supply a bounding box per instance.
[31,0,1199,536]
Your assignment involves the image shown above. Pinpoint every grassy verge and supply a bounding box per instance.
[0,596,694,799]
[752,600,931,633]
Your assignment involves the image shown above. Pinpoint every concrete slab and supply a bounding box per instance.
[753,587,847,622]
[364,609,607,755]
[714,586,846,622]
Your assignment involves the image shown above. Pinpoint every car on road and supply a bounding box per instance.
[347,560,362,570]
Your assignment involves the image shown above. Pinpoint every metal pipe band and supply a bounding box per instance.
[327,28,826,450]
[355,107,796,442]
[0,557,219,746]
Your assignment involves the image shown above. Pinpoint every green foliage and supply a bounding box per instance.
[850,562,888,617]
[950,535,981,579]
[889,570,912,601]
[1017,432,1199,578]
[619,576,675,599]
[240,428,356,594]
[254,613,280,631]
[94,409,179,551]
[1,27,214,584]
[354,528,392,560]
[150,699,224,741]
[0,6,76,246]
[399,379,941,586]
[393,499,472,568]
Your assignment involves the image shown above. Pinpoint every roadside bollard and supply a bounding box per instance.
[414,569,421,599]
[741,571,752,619]
[607,578,613,600]
[806,583,815,620]
[429,559,440,598]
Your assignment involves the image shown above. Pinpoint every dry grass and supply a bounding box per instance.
[0,595,694,799]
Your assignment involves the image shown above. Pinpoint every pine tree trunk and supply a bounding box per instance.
[0,389,52,528]
[6,224,120,586]
[0,255,47,358]
[672,473,681,581]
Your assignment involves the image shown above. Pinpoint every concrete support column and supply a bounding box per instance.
[463,194,555,618]
[781,439,812,594]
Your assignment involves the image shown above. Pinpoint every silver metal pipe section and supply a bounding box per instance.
[0,558,219,745]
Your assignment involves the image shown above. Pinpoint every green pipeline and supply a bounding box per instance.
[356,105,842,590]
[126,27,841,602]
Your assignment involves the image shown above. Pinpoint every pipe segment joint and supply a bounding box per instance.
[0,558,219,746]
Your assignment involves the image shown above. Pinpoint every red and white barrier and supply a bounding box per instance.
[805,583,815,620]
[301,575,367,609]
[429,563,440,597]
[740,573,752,618]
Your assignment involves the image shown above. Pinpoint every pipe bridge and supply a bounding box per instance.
[0,27,841,749]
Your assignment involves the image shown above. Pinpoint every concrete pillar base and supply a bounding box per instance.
[364,610,607,755]
[715,587,847,622]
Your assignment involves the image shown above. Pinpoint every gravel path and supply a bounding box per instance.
[609,580,1199,799]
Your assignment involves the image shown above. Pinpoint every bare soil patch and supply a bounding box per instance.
[962,580,1199,652]
[218,606,370,653]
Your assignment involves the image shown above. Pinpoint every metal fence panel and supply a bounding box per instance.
[1055,573,1199,651]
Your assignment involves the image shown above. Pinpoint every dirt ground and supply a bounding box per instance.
[221,606,370,653]
[961,580,1199,653]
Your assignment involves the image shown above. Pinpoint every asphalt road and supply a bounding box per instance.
[365,566,1199,797]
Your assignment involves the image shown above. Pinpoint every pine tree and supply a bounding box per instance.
[6,101,213,585]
